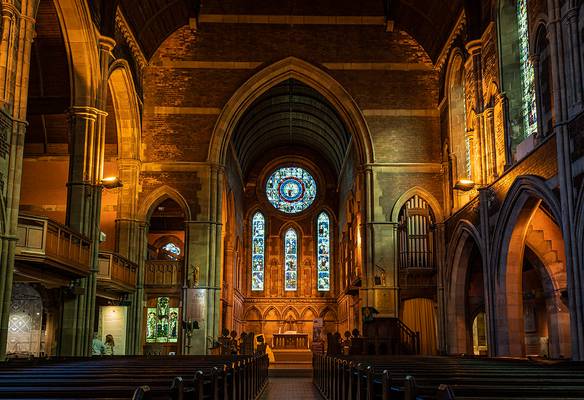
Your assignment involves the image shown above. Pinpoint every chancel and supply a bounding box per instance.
[1,0,584,399]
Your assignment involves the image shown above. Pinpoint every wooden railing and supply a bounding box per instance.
[15,214,91,276]
[97,252,137,291]
[144,260,183,286]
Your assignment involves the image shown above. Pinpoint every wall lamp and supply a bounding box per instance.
[454,179,476,191]
[101,176,123,189]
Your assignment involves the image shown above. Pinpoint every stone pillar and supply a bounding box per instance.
[483,107,497,181]
[61,36,115,356]
[183,164,224,354]
[465,39,485,185]
[0,0,37,359]
[547,0,584,360]
[361,166,399,319]
[478,187,497,356]
[566,8,583,110]
[130,222,148,355]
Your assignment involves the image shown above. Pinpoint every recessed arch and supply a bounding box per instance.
[445,219,485,354]
[208,57,374,167]
[244,306,262,321]
[108,60,141,161]
[391,186,444,223]
[138,185,192,222]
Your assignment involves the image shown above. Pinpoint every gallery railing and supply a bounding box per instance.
[15,214,91,276]
[144,260,183,287]
[97,251,138,291]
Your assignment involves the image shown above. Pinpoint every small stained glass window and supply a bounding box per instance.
[251,212,265,291]
[146,297,178,343]
[266,167,317,214]
[161,243,181,260]
[317,212,331,291]
[284,229,298,291]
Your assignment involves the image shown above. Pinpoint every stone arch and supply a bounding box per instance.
[319,306,337,321]
[138,185,192,222]
[281,306,301,322]
[53,0,101,107]
[262,306,281,321]
[108,60,141,161]
[301,307,318,321]
[244,306,262,321]
[390,186,444,223]
[445,219,484,354]
[492,175,566,357]
[208,56,374,166]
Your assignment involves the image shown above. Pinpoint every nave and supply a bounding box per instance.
[0,353,584,399]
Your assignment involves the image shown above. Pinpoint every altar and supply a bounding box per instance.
[272,332,309,349]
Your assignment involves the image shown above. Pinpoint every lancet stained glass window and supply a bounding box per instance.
[284,229,298,291]
[266,167,316,214]
[317,212,330,291]
[251,212,265,291]
[517,0,538,138]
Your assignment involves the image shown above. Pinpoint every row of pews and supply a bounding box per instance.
[313,353,584,399]
[0,354,269,399]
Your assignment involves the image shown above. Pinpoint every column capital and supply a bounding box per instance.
[98,36,117,52]
[67,106,107,120]
[465,39,482,55]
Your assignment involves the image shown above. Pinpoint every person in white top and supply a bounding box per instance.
[104,334,115,356]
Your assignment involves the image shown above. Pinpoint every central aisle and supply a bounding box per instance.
[260,377,322,400]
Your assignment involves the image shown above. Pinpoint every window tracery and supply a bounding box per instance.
[266,167,316,214]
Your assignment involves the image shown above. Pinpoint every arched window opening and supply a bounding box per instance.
[398,195,435,269]
[251,212,265,291]
[535,27,554,137]
[472,312,488,356]
[317,212,331,291]
[161,242,181,260]
[448,53,471,182]
[284,228,298,291]
[499,0,538,153]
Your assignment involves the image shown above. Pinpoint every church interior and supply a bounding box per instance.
[1,0,584,398]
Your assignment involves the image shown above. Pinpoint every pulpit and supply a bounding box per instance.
[272,332,309,349]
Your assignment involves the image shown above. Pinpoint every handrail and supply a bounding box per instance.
[397,319,420,355]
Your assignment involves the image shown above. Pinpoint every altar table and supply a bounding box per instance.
[272,332,309,349]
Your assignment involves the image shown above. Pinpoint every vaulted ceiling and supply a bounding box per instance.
[117,0,463,62]
[231,79,351,178]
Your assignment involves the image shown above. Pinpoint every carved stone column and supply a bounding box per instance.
[566,8,583,109]
[0,1,37,360]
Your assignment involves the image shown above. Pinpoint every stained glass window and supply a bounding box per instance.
[266,167,317,214]
[146,297,178,343]
[251,212,265,291]
[517,0,538,138]
[161,243,181,260]
[284,229,298,291]
[317,212,330,291]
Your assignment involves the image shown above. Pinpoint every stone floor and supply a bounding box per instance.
[260,377,322,400]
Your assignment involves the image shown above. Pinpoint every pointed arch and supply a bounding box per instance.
[317,211,331,291]
[108,60,141,161]
[284,227,299,291]
[251,211,266,291]
[445,219,484,354]
[319,306,338,320]
[491,175,566,356]
[53,0,101,107]
[261,306,280,321]
[301,307,319,321]
[208,57,374,166]
[138,185,192,222]
[244,306,262,321]
[391,186,444,223]
[281,306,300,321]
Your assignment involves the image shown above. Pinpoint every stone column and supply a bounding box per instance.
[61,36,116,356]
[361,165,399,319]
[0,0,37,359]
[465,39,485,185]
[483,107,496,181]
[566,8,583,110]
[478,187,496,356]
[183,164,224,354]
[548,0,584,360]
[130,222,148,354]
